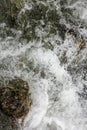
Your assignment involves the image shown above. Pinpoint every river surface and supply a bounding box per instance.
[0,0,87,130]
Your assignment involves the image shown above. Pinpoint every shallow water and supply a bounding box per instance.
[0,0,87,130]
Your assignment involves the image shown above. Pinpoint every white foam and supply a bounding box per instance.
[0,1,87,129]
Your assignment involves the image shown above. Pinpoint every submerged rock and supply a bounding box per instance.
[0,78,31,129]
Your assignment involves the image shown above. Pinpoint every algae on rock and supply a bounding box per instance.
[0,0,24,27]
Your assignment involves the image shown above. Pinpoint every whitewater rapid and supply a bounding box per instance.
[23,48,84,130]
[0,0,87,130]
[0,36,86,130]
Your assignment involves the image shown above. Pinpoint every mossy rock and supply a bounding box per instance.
[0,0,24,27]
[0,78,31,126]
[0,111,20,130]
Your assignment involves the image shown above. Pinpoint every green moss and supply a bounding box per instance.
[0,27,16,38]
[33,66,39,74]
[43,42,54,50]
[60,0,67,6]
[57,24,67,40]
[61,7,75,23]
[12,0,23,9]
[60,0,80,25]
[0,0,67,40]
[46,9,67,39]
[18,3,48,26]
[29,4,48,20]
[47,9,60,27]
[18,3,48,40]
[21,28,36,42]
[0,0,23,27]
[40,71,45,78]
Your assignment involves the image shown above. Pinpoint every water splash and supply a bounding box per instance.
[0,0,87,130]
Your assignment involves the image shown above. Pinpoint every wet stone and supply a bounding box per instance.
[0,112,19,130]
[0,78,31,129]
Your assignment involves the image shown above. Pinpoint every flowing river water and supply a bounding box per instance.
[0,0,87,130]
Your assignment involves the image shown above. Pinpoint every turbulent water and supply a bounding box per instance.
[0,0,87,130]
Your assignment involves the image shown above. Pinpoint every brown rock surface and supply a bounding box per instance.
[0,78,31,129]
